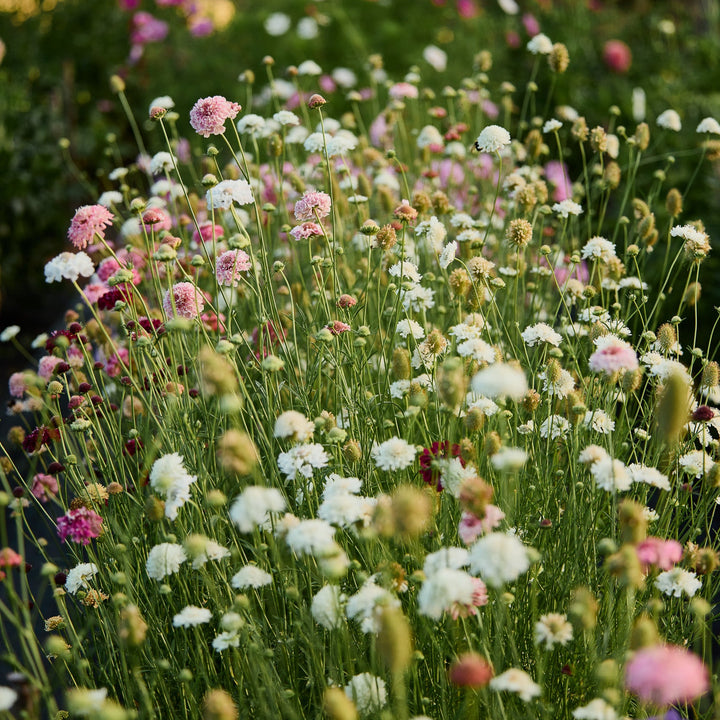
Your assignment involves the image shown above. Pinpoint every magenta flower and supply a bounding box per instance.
[189,96,241,138]
[131,11,169,45]
[57,506,103,545]
[163,282,205,319]
[625,645,709,707]
[31,473,59,502]
[293,191,332,221]
[67,205,114,250]
[215,250,251,287]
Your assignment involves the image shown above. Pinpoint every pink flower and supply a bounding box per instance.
[9,372,27,398]
[625,645,709,707]
[337,294,357,309]
[289,222,324,241]
[294,190,332,221]
[105,347,130,377]
[522,13,540,36]
[545,161,572,202]
[68,205,114,250]
[38,355,63,381]
[141,207,172,232]
[83,282,111,305]
[31,473,59,502]
[603,40,632,74]
[163,282,205,319]
[450,578,488,619]
[131,11,168,45]
[215,250,251,287]
[589,338,639,375]
[189,96,241,138]
[189,17,214,37]
[389,82,419,100]
[0,547,22,567]
[192,221,224,245]
[458,506,505,544]
[326,321,351,336]
[57,506,103,545]
[637,537,683,571]
[456,0,479,19]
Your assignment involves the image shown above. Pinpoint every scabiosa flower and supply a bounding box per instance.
[396,319,425,340]
[0,686,18,711]
[231,565,273,589]
[590,456,631,492]
[696,117,720,135]
[471,363,528,401]
[189,95,241,137]
[419,441,462,490]
[459,507,505,544]
[56,506,103,545]
[522,322,562,347]
[417,567,480,619]
[679,450,714,478]
[215,249,251,287]
[439,240,458,269]
[449,653,494,688]
[552,199,583,218]
[654,567,702,597]
[624,645,709,706]
[346,579,401,633]
[572,698,618,720]
[173,606,212,627]
[278,443,329,479]
[65,562,99,594]
[475,125,511,153]
[539,414,571,439]
[490,668,541,702]
[527,32,553,54]
[229,486,286,533]
[146,542,187,580]
[372,437,417,472]
[206,179,254,210]
[637,537,683,571]
[657,109,682,132]
[311,585,346,629]
[45,252,95,283]
[286,519,336,556]
[589,335,639,374]
[274,411,315,442]
[67,204,114,250]
[468,532,531,587]
[534,613,573,649]
[294,190,332,221]
[149,452,197,521]
[162,282,205,319]
[583,410,615,434]
[581,236,617,263]
[289,222,324,241]
[31,473,58,502]
[344,673,387,715]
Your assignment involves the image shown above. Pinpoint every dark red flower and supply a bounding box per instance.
[419,441,463,491]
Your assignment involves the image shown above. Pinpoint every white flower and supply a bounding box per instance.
[490,668,541,702]
[98,191,123,207]
[457,338,496,364]
[696,117,720,135]
[521,322,562,347]
[45,252,95,283]
[437,457,477,497]
[206,179,254,210]
[471,363,527,401]
[372,437,416,471]
[66,688,108,716]
[231,565,273,589]
[264,11,291,36]
[417,568,477,619]
[396,319,425,340]
[311,585,346,629]
[0,325,20,342]
[679,450,714,478]
[173,606,212,627]
[552,199,583,218]
[534,613,573,649]
[581,236,617,263]
[148,95,174,113]
[527,33,553,54]
[491,447,528,471]
[572,698,618,720]
[323,473,363,498]
[466,394,500,416]
[229,486,286,532]
[539,415,570,439]
[274,411,315,442]
[389,260,422,282]
[149,151,176,175]
[146,543,187,581]
[0,686,18,711]
[65,562,99,594]
[626,463,669,491]
[423,44,447,71]
[416,125,444,149]
[497,0,519,14]
[344,673,387,715]
[149,452,197,520]
[327,133,358,157]
[543,119,562,133]
[236,113,266,136]
[277,443,329,479]
[590,457,631,492]
[212,631,241,652]
[318,492,375,528]
[423,547,469,576]
[286,519,336,555]
[449,212,475,229]
[439,241,458,269]
[402,284,436,314]
[272,110,300,126]
[539,368,575,398]
[475,125,511,153]
[297,60,322,76]
[332,67,357,88]
[191,540,231,569]
[468,532,530,587]
[583,410,615,434]
[347,580,400,633]
[656,109,682,132]
[655,567,702,597]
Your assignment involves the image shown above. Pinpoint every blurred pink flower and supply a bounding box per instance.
[545,161,572,202]
[625,645,709,707]
[131,11,169,45]
[32,473,59,502]
[603,40,632,74]
[522,13,540,36]
[215,250,251,287]
[163,281,206,319]
[637,537,683,571]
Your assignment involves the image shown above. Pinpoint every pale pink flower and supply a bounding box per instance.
[636,537,683,571]
[192,221,224,245]
[389,82,419,100]
[294,191,332,221]
[589,337,639,374]
[141,207,172,232]
[38,355,63,381]
[163,282,205,319]
[31,473,58,502]
[67,205,114,250]
[450,577,489,619]
[8,372,27,398]
[215,250,251,287]
[458,506,505,544]
[189,96,241,137]
[326,321,351,336]
[289,222,324,241]
[625,645,709,706]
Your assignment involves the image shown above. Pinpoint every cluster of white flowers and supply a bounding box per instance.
[278,443,329,479]
[45,252,95,283]
[311,585,346,629]
[229,486,286,533]
[344,673,387,714]
[318,474,376,528]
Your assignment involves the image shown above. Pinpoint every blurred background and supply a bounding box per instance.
[0,0,719,386]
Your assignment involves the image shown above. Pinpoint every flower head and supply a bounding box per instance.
[475,125,511,153]
[57,507,103,545]
[68,205,114,250]
[163,282,205,319]
[189,96,241,137]
[215,250,251,287]
[294,190,332,221]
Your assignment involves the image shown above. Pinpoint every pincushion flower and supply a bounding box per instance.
[173,606,212,627]
[65,562,99,594]
[372,437,417,471]
[57,507,103,545]
[490,668,541,702]
[294,190,332,221]
[654,567,702,597]
[162,282,205,319]
[189,96,241,137]
[215,250,251,287]
[657,109,682,132]
[527,32,553,54]
[311,585,345,629]
[468,532,531,587]
[589,335,639,374]
[45,252,95,283]
[67,204,114,250]
[278,443,329,479]
[146,543,187,580]
[344,673,387,715]
[206,179,254,210]
[471,363,528,400]
[521,322,562,347]
[231,565,273,589]
[149,452,197,520]
[274,411,315,442]
[624,645,709,706]
[534,613,573,649]
[696,117,720,135]
[474,125,511,153]
[229,486,286,533]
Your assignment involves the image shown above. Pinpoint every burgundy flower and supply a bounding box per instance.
[419,441,463,491]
